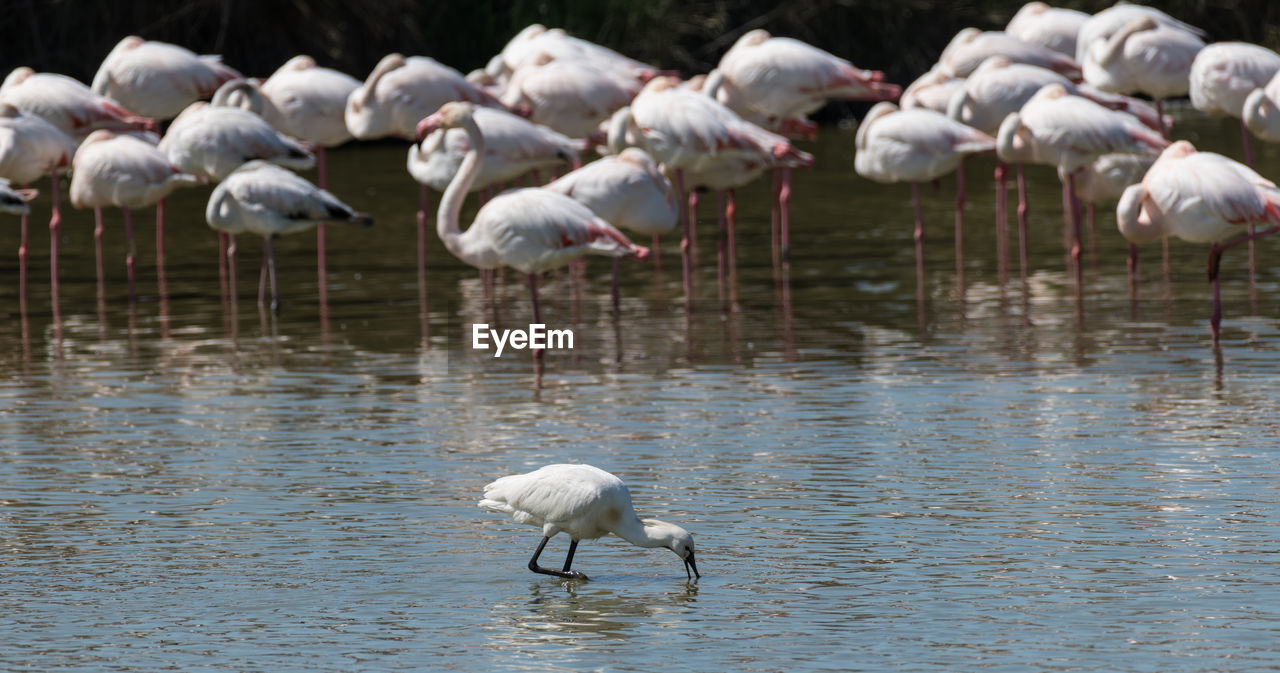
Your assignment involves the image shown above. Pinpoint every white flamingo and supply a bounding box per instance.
[206,161,372,315]
[71,130,202,299]
[0,103,78,304]
[1116,141,1280,341]
[159,89,314,182]
[1082,16,1205,136]
[1190,43,1280,164]
[0,178,37,214]
[421,102,648,358]
[480,463,698,581]
[938,29,1081,80]
[498,54,636,139]
[489,25,666,92]
[1075,3,1205,66]
[1005,2,1089,57]
[91,36,241,120]
[345,53,505,141]
[1,67,154,139]
[901,68,966,114]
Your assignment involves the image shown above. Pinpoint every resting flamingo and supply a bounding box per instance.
[1005,2,1089,58]
[0,104,78,306]
[996,84,1167,283]
[91,36,241,120]
[1,68,154,138]
[0,179,37,214]
[345,53,505,141]
[1082,16,1204,137]
[498,53,636,139]
[608,76,812,302]
[160,93,315,182]
[1115,141,1280,342]
[206,161,372,315]
[1190,43,1280,167]
[1068,152,1154,270]
[938,29,1081,80]
[1076,3,1204,66]
[855,102,995,286]
[545,148,678,308]
[901,68,966,113]
[71,130,202,300]
[419,102,648,359]
[489,24,666,92]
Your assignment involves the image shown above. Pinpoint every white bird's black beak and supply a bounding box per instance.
[684,551,699,580]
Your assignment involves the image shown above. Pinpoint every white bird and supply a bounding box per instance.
[1068,152,1154,266]
[704,29,900,137]
[1082,16,1205,135]
[938,29,1082,80]
[160,92,315,182]
[345,53,504,141]
[1,67,154,139]
[0,178,36,215]
[489,25,665,92]
[420,102,647,356]
[1116,141,1280,341]
[1075,2,1205,66]
[71,130,202,299]
[206,161,373,314]
[1005,2,1089,57]
[901,68,966,114]
[498,53,636,139]
[479,463,699,581]
[91,36,241,120]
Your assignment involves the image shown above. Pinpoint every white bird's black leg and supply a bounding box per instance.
[528,536,588,580]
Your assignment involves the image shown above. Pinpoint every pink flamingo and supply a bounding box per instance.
[91,36,241,121]
[1005,2,1089,58]
[345,53,506,142]
[855,102,996,286]
[70,130,202,301]
[489,25,666,92]
[1116,141,1280,342]
[607,77,812,302]
[938,29,1081,80]
[206,161,372,315]
[0,179,37,214]
[996,84,1168,283]
[1068,152,1154,270]
[901,68,966,113]
[498,53,636,139]
[159,95,315,182]
[545,148,678,308]
[1,67,154,138]
[1082,16,1204,138]
[0,104,78,307]
[1076,3,1204,66]
[1190,42,1280,167]
[420,102,648,359]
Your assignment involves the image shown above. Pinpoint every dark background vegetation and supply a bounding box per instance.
[2,1,1279,95]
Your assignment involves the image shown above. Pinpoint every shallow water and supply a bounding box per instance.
[3,110,1280,672]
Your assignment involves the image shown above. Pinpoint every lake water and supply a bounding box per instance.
[3,109,1280,672]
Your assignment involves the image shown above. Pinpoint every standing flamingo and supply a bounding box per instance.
[71,130,202,300]
[1190,42,1280,167]
[206,161,372,315]
[1076,3,1205,66]
[91,36,241,120]
[1,68,154,138]
[0,179,37,214]
[1068,152,1154,271]
[159,96,315,182]
[345,53,506,141]
[1005,2,1089,58]
[479,463,699,581]
[0,104,78,307]
[1116,141,1280,342]
[545,148,678,308]
[938,29,1082,80]
[419,102,648,359]
[855,102,996,288]
[498,54,636,139]
[996,84,1168,282]
[489,25,666,92]
[1081,16,1204,137]
[901,68,966,113]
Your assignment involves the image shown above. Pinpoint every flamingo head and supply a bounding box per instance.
[1,66,35,91]
[1027,82,1071,105]
[996,112,1037,164]
[855,102,899,149]
[1116,183,1162,244]
[416,101,475,140]
[639,75,682,94]
[1160,140,1197,160]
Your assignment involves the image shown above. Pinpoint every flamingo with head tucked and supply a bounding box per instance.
[345,53,506,142]
[1190,42,1280,167]
[1082,16,1205,137]
[1005,2,1089,58]
[418,102,648,359]
[1,67,154,139]
[1116,141,1280,342]
[91,36,241,121]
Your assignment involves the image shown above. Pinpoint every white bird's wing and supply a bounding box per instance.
[480,464,630,534]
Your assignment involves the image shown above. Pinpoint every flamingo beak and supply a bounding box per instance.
[684,551,699,580]
[416,113,444,142]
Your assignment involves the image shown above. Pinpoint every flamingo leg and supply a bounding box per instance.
[611,257,621,314]
[19,208,29,313]
[912,181,926,318]
[727,188,738,308]
[263,233,280,316]
[219,231,230,300]
[1210,242,1223,343]
[1066,171,1082,287]
[771,170,782,270]
[1156,98,1167,139]
[1128,242,1140,294]
[528,272,544,361]
[779,167,792,268]
[954,159,965,284]
[527,536,587,580]
[995,162,1007,283]
[1242,119,1254,168]
[156,199,167,279]
[227,234,238,312]
[1016,163,1029,288]
[716,189,727,309]
[651,232,661,269]
[418,184,429,316]
[49,172,61,303]
[688,188,699,274]
[675,169,692,308]
[124,205,136,302]
[94,207,106,300]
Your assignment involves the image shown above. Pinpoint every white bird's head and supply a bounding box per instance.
[1116,183,1162,244]
[644,519,699,580]
[415,101,476,141]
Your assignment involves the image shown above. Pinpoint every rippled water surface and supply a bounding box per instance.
[3,111,1280,671]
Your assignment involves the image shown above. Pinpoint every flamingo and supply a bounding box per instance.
[498,53,636,139]
[855,102,996,285]
[996,84,1168,281]
[1075,3,1205,66]
[608,77,812,300]
[420,102,648,357]
[479,463,699,581]
[1005,2,1089,58]
[545,148,678,307]
[0,104,78,306]
[1068,152,1154,268]
[901,68,966,114]
[345,53,505,142]
[1082,16,1205,137]
[704,29,901,137]
[206,161,373,315]
[1190,42,1280,166]
[938,29,1081,80]
[91,36,241,120]
[489,25,666,92]
[159,94,315,182]
[1,68,154,139]
[0,179,37,214]
[1115,141,1280,342]
[70,130,202,300]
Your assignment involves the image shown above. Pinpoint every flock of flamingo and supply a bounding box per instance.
[4,3,1280,347]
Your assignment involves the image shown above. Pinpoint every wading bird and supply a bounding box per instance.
[480,463,699,581]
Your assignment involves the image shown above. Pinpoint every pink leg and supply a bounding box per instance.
[124,205,136,302]
[156,199,167,275]
[651,232,661,269]
[611,257,620,313]
[1156,99,1168,139]
[779,167,792,269]
[954,159,965,282]
[219,232,230,300]
[1128,242,1140,295]
[911,182,926,306]
[19,208,29,313]
[94,207,106,298]
[49,172,61,302]
[1066,172,1083,287]
[727,188,738,307]
[688,188,699,273]
[417,184,429,314]
[675,169,692,308]
[771,170,782,270]
[995,162,1007,283]
[314,150,328,305]
[528,272,543,360]
[227,234,238,311]
[716,189,727,309]
[1016,163,1029,288]
[1210,242,1223,343]
[266,234,279,316]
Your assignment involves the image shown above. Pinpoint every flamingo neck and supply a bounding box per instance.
[436,115,493,266]
[1116,183,1163,244]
